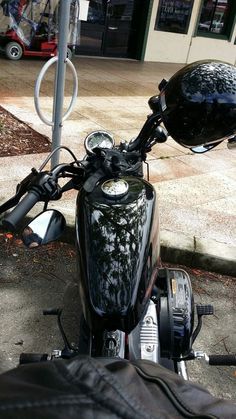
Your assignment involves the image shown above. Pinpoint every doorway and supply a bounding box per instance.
[77,0,150,59]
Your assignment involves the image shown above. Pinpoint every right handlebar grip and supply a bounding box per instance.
[2,191,40,231]
[209,354,236,366]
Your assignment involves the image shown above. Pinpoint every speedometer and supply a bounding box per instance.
[84,131,114,154]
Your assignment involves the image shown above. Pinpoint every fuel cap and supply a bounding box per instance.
[101,179,129,198]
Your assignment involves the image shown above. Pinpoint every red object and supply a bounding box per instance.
[0,1,59,59]
[1,29,58,59]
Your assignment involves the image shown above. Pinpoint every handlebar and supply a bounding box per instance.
[2,191,40,231]
[0,163,84,231]
[0,121,163,231]
[127,113,162,152]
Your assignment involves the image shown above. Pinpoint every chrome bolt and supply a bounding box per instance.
[146,344,154,352]
[145,316,153,325]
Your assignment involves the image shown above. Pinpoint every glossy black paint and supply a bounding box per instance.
[158,60,236,148]
[76,176,160,333]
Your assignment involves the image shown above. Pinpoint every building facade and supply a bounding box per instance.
[0,1,235,64]
[77,0,236,64]
[144,0,236,64]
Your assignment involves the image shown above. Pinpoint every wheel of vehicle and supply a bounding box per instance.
[5,42,23,60]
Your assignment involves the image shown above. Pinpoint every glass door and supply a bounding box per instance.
[78,0,135,57]
[78,0,107,56]
[103,0,135,57]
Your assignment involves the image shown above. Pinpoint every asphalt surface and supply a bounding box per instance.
[0,235,235,402]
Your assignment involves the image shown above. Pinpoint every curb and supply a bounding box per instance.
[161,246,236,277]
[160,230,236,277]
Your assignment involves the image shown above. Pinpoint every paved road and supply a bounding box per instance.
[0,234,235,402]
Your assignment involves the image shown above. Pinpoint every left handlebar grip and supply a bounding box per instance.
[2,191,40,231]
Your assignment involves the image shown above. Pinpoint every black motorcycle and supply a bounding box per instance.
[0,60,236,375]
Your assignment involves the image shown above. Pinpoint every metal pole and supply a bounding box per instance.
[51,0,72,168]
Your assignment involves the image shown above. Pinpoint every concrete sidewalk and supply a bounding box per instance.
[0,56,235,275]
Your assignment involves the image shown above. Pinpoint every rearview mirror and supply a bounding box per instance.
[22,210,66,248]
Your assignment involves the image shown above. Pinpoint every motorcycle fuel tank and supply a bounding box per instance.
[76,176,160,333]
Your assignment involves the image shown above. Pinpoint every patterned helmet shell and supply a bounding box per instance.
[158,60,236,147]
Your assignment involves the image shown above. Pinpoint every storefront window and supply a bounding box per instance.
[197,0,230,35]
[155,0,194,34]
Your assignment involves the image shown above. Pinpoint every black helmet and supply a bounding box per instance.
[158,60,236,148]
